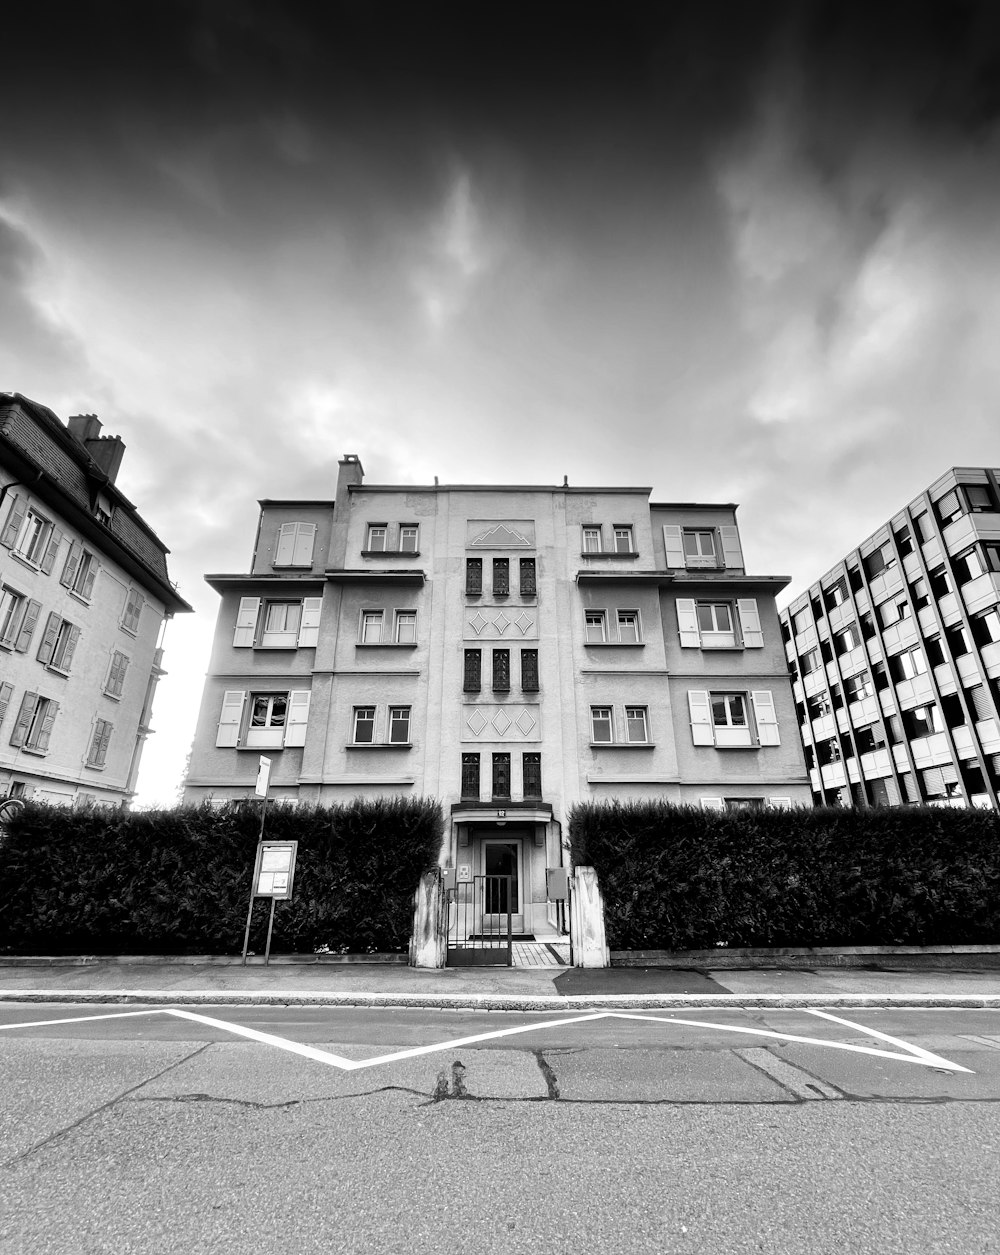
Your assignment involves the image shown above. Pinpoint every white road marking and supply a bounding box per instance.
[0,1006,974,1074]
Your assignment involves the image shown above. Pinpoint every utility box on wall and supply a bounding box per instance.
[546,866,568,901]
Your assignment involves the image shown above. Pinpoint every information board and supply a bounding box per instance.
[251,840,298,900]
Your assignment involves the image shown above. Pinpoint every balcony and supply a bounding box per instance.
[909,732,951,768]
[860,748,892,777]
[868,565,904,603]
[961,571,1000,616]
[933,662,957,695]
[982,640,1000,678]
[951,725,975,758]
[975,718,1000,753]
[942,510,1000,555]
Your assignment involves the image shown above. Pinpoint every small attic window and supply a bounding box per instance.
[95,492,113,525]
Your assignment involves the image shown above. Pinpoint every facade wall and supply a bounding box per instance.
[185,460,811,931]
[779,467,1000,809]
[0,398,188,805]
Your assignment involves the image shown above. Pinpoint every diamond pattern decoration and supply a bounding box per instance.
[492,709,512,735]
[466,710,488,737]
[469,612,488,636]
[516,709,537,736]
[515,612,534,636]
[493,612,510,635]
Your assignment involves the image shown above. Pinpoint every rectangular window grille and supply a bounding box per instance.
[521,649,539,692]
[519,558,536,596]
[466,558,482,595]
[492,649,510,692]
[492,752,511,798]
[493,558,509,596]
[464,649,482,692]
[523,752,541,798]
[461,753,480,799]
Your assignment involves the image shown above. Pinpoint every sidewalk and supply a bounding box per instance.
[2,955,1000,1009]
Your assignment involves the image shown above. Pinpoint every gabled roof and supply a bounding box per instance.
[0,393,191,613]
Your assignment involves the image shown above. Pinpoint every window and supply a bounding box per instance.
[0,586,32,650]
[522,752,541,798]
[394,611,416,643]
[366,524,387,552]
[233,596,321,649]
[519,558,536,596]
[466,558,482,595]
[965,484,994,512]
[910,577,929,610]
[260,601,303,648]
[10,693,58,753]
[121,588,144,635]
[971,609,1000,648]
[834,622,863,652]
[948,622,973,656]
[464,649,482,692]
[274,522,316,567]
[929,566,951,598]
[844,671,874,702]
[617,611,640,643]
[86,719,113,768]
[591,706,613,743]
[585,610,608,643]
[521,648,539,692]
[353,706,376,744]
[216,690,310,748]
[582,526,602,553]
[104,651,130,699]
[864,544,895,579]
[986,543,1000,573]
[492,752,511,798]
[893,645,927,681]
[492,558,509,596]
[60,544,98,600]
[492,648,510,692]
[625,705,648,743]
[360,610,384,643]
[688,690,780,747]
[806,692,832,720]
[800,648,821,676]
[399,526,419,553]
[388,706,411,744]
[792,608,812,634]
[613,526,634,554]
[895,527,914,557]
[905,703,943,739]
[37,614,80,673]
[11,508,55,567]
[913,512,933,542]
[938,484,994,526]
[854,724,886,754]
[954,548,986,585]
[461,753,480,799]
[683,529,718,566]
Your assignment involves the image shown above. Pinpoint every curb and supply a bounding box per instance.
[3,990,1000,1010]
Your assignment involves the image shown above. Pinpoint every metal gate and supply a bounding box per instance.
[446,874,512,967]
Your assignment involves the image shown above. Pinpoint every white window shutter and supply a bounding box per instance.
[688,690,715,745]
[662,525,684,568]
[751,690,780,745]
[275,523,295,566]
[737,598,764,648]
[292,523,316,566]
[720,526,744,570]
[768,797,792,808]
[284,690,311,746]
[700,797,725,811]
[233,597,260,647]
[675,598,701,648]
[297,597,322,647]
[217,690,246,747]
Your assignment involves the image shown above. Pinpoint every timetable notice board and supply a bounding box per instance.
[252,841,298,900]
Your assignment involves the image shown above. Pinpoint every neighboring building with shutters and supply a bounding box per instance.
[184,456,808,935]
[0,393,191,806]
[778,467,1000,809]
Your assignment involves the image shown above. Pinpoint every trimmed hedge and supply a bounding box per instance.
[0,798,443,955]
[569,801,1000,950]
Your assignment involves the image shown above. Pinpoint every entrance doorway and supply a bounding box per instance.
[482,837,524,934]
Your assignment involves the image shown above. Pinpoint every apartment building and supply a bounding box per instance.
[779,468,1000,809]
[0,393,191,805]
[184,456,809,936]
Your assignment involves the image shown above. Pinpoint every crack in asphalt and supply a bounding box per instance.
[534,1049,560,1099]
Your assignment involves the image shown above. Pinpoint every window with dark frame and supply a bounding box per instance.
[523,752,541,798]
[521,649,539,692]
[519,558,536,596]
[464,649,481,692]
[492,648,510,692]
[466,557,482,595]
[493,558,509,596]
[492,752,511,798]
[461,753,480,799]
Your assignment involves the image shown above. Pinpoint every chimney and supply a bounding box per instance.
[67,413,127,484]
[336,453,364,502]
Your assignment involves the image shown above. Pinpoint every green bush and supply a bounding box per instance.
[0,797,443,955]
[569,801,1000,950]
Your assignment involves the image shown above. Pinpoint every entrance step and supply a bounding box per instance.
[512,940,570,968]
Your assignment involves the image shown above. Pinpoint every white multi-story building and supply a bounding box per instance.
[780,468,1000,809]
[0,394,191,805]
[184,456,809,940]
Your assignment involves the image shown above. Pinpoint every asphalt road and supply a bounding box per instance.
[3,1003,1000,1254]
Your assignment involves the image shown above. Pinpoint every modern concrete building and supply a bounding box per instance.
[779,467,1000,809]
[0,393,191,806]
[184,456,809,939]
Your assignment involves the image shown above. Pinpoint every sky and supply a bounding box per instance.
[3,0,999,806]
